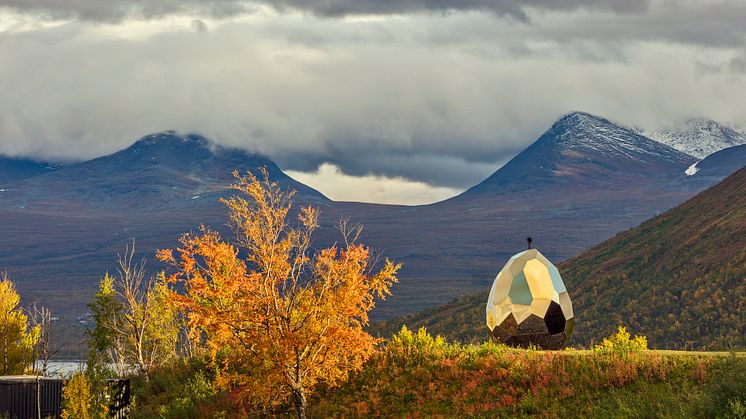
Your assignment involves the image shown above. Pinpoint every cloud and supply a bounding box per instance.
[0,6,745,200]
[286,163,461,204]
[0,0,252,22]
[253,0,648,19]
[0,0,650,23]
[191,19,208,33]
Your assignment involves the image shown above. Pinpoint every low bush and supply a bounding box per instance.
[593,326,648,357]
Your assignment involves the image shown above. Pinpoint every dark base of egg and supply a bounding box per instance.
[489,313,574,350]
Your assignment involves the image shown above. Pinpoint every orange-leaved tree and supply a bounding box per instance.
[157,169,400,418]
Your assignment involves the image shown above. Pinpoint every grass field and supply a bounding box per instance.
[130,327,746,417]
[307,329,746,418]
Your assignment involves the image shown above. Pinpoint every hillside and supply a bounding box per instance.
[309,342,746,418]
[374,165,746,349]
[1,114,741,356]
[131,329,746,418]
[0,156,59,185]
[687,144,746,180]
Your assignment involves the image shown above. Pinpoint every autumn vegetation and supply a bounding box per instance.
[310,327,746,418]
[157,169,399,417]
[0,272,39,375]
[2,168,745,418]
[49,168,398,418]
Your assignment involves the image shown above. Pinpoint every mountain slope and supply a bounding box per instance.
[374,166,746,349]
[686,144,746,180]
[0,132,326,212]
[0,115,733,355]
[647,119,746,159]
[0,156,59,185]
[456,112,695,198]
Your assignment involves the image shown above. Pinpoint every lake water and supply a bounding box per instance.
[36,360,86,377]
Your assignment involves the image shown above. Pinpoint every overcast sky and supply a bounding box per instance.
[1,0,745,204]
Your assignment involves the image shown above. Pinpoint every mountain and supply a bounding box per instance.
[354,111,704,331]
[646,118,746,159]
[374,166,746,349]
[685,144,746,180]
[0,114,734,355]
[456,112,695,198]
[0,155,59,185]
[0,132,326,213]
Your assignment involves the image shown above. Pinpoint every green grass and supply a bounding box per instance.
[308,332,746,418]
[130,329,746,418]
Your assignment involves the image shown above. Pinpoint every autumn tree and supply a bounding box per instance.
[88,272,125,376]
[30,303,54,375]
[0,272,39,375]
[60,371,108,419]
[88,244,180,380]
[158,169,400,418]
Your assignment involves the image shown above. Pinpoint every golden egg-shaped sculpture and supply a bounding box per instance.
[486,249,573,349]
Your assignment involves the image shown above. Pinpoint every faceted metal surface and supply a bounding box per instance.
[486,249,573,349]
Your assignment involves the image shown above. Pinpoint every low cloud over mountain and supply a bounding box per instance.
[0,1,744,201]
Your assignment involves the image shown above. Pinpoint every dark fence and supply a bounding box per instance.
[0,377,64,419]
[0,376,130,419]
[108,379,131,419]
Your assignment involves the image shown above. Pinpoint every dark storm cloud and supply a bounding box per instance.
[260,0,648,19]
[1,2,745,194]
[279,143,521,188]
[0,0,252,22]
[0,0,648,22]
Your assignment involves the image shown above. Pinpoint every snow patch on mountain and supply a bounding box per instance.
[685,162,699,176]
[645,119,746,159]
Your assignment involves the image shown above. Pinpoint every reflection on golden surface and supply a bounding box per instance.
[486,249,573,349]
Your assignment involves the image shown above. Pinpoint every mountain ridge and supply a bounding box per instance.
[646,118,746,159]
[0,132,327,213]
[453,111,695,199]
[1,112,743,355]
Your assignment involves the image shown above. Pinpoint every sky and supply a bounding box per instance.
[1,0,745,204]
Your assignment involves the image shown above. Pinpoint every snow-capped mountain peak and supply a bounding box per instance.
[645,118,746,159]
[543,111,693,164]
[457,111,696,198]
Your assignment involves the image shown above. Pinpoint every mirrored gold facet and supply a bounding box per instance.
[559,291,574,319]
[486,248,573,350]
[490,271,512,304]
[523,259,554,300]
[512,304,533,324]
[530,298,552,317]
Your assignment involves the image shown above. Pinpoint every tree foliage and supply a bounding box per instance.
[60,371,108,419]
[0,272,38,375]
[158,169,400,418]
[88,245,180,380]
[30,303,54,375]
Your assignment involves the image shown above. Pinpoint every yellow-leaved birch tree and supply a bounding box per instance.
[158,169,400,418]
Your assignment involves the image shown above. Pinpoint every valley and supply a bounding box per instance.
[1,112,744,355]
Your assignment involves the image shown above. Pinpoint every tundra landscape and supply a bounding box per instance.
[0,0,745,417]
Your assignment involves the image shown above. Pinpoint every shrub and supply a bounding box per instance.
[60,371,107,419]
[593,326,647,357]
[385,326,448,366]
